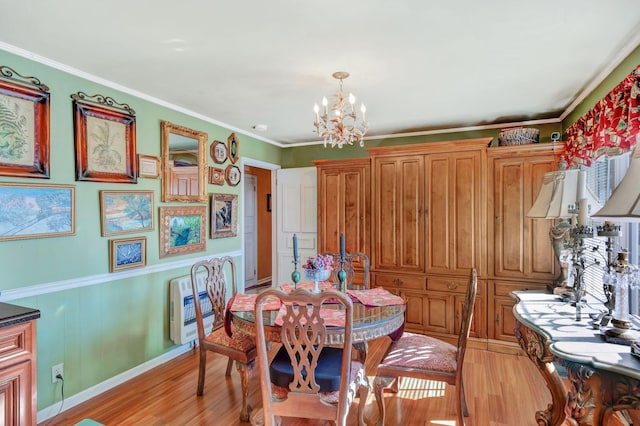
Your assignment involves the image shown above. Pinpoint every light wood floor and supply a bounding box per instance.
[42,338,552,426]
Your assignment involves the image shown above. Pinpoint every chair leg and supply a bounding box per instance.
[459,378,469,424]
[197,347,207,396]
[237,360,252,422]
[358,380,370,426]
[374,375,395,426]
[225,356,233,376]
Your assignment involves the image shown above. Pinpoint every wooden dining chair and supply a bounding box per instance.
[251,288,369,426]
[373,268,478,426]
[321,251,370,288]
[190,256,257,422]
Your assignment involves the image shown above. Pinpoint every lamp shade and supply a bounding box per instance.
[592,145,640,222]
[527,169,600,220]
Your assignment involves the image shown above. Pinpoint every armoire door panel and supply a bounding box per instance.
[494,161,526,276]
[426,156,451,272]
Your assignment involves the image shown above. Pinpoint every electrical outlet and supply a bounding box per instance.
[51,363,63,383]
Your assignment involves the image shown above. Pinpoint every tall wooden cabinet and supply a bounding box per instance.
[486,144,564,350]
[368,138,491,345]
[314,159,370,276]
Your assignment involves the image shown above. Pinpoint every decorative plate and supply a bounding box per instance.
[227,133,240,164]
[209,167,225,185]
[225,164,241,186]
[210,140,227,164]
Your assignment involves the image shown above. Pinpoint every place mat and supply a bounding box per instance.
[229,293,281,312]
[274,305,345,327]
[346,287,406,307]
[279,281,336,293]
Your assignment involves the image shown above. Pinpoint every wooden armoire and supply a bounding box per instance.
[315,137,563,351]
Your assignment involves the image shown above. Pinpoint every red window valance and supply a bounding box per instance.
[565,64,640,166]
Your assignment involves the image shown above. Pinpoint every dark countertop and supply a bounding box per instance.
[0,302,40,328]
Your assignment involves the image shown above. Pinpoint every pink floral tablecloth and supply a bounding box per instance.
[278,282,336,293]
[346,287,406,307]
[229,293,281,312]
[274,305,346,327]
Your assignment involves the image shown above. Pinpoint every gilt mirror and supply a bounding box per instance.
[161,121,207,203]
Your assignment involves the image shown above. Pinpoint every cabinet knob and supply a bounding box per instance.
[447,282,458,290]
[393,278,403,286]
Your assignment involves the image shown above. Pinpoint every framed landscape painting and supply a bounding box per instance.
[109,237,147,272]
[0,183,75,241]
[0,65,50,179]
[159,205,206,258]
[100,190,154,236]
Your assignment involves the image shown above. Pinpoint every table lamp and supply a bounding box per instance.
[592,144,640,340]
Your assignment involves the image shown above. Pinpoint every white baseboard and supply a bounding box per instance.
[37,344,193,423]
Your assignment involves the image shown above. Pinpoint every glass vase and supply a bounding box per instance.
[304,269,331,293]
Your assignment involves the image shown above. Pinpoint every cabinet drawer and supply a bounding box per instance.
[494,282,546,297]
[374,273,426,290]
[0,322,33,363]
[427,277,467,294]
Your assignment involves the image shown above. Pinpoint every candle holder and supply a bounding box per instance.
[291,258,301,289]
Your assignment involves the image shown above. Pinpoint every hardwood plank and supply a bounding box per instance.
[43,338,553,425]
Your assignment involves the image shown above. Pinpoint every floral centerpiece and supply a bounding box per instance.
[302,254,333,292]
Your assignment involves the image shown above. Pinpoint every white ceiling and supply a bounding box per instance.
[1,1,639,147]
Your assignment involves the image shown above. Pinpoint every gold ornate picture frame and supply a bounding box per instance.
[159,205,206,258]
[71,92,137,183]
[0,66,50,178]
[109,237,147,272]
[211,193,238,239]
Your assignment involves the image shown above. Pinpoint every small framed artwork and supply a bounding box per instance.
[138,154,160,178]
[211,193,238,239]
[100,190,154,236]
[159,205,206,258]
[109,237,146,272]
[0,183,75,241]
[71,92,137,183]
[210,140,227,164]
[209,166,225,185]
[0,65,50,179]
[225,164,241,186]
[227,133,239,164]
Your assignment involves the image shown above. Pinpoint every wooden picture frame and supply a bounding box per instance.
[138,154,160,178]
[225,164,241,186]
[159,205,206,258]
[0,65,50,178]
[109,236,146,272]
[209,166,225,185]
[227,133,239,164]
[211,193,238,239]
[71,92,137,183]
[210,140,227,164]
[99,190,154,236]
[0,182,75,241]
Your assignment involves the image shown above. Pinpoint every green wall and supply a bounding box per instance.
[0,48,281,416]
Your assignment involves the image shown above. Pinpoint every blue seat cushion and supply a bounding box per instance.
[269,345,343,392]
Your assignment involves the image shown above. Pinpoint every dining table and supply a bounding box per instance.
[228,283,406,363]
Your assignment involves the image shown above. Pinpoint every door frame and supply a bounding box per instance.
[241,157,279,292]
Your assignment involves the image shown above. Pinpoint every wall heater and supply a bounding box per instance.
[169,273,214,345]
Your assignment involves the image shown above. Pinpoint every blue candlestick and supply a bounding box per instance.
[293,234,298,261]
[340,233,345,260]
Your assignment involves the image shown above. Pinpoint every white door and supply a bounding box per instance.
[244,174,258,287]
[275,167,317,284]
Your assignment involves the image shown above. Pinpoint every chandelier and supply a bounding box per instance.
[313,71,368,148]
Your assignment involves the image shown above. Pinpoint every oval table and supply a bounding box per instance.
[231,300,406,363]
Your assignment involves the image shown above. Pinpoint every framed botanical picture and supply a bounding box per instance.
[210,140,227,164]
[225,164,241,186]
[209,166,225,185]
[109,237,147,272]
[227,133,239,164]
[211,193,238,239]
[71,92,137,183]
[0,183,75,241]
[99,190,154,236]
[159,205,206,258]
[0,65,50,178]
[138,154,160,178]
